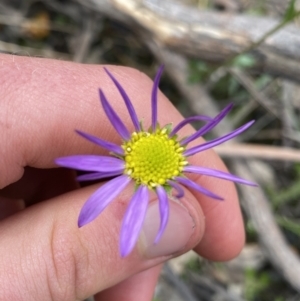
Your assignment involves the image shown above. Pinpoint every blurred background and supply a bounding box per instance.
[1,0,300,300]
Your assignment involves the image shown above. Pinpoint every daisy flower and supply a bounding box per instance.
[55,66,256,257]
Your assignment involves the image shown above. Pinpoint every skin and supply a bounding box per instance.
[0,54,245,301]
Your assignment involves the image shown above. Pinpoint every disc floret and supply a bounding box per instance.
[123,126,187,188]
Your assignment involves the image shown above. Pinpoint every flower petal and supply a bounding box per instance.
[181,103,233,145]
[104,68,141,132]
[55,155,125,173]
[78,175,131,227]
[154,185,169,244]
[184,166,257,186]
[120,185,149,257]
[75,130,124,155]
[184,120,255,157]
[77,171,123,182]
[175,177,223,200]
[99,89,131,141]
[167,180,185,198]
[151,65,164,131]
[169,115,213,137]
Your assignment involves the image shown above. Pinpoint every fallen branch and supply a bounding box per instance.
[76,0,300,82]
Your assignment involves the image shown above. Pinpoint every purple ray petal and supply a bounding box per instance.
[120,185,149,257]
[78,175,131,227]
[99,89,131,141]
[55,155,125,173]
[104,68,141,132]
[184,166,257,186]
[167,180,185,198]
[175,177,223,200]
[75,130,124,155]
[77,171,123,182]
[169,115,213,138]
[154,186,169,244]
[152,65,164,131]
[181,103,233,145]
[184,120,255,157]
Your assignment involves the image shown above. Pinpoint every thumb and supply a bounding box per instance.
[0,182,204,300]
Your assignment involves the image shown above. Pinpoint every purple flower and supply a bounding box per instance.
[55,66,256,257]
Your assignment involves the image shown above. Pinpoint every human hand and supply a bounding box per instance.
[0,54,244,301]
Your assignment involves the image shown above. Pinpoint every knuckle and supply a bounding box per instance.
[46,222,89,301]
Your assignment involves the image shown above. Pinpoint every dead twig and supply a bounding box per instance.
[162,263,198,301]
[0,40,71,60]
[72,11,100,62]
[229,68,280,118]
[215,144,300,162]
[281,80,300,147]
[188,271,246,301]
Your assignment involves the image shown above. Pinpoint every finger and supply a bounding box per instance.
[1,55,162,186]
[0,183,203,300]
[1,54,244,260]
[94,265,162,301]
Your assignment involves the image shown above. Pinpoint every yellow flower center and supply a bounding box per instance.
[122,128,187,188]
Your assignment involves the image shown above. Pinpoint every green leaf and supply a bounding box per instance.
[245,269,271,301]
[232,54,256,68]
[255,75,272,89]
[276,216,300,236]
[188,59,210,83]
[271,178,300,208]
[228,77,239,96]
[283,0,298,21]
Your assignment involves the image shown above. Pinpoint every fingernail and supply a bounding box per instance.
[140,200,195,258]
